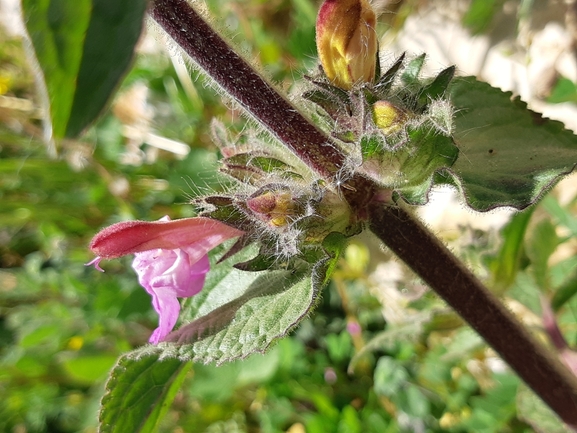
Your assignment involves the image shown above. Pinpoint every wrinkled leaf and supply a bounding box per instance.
[163,246,324,364]
[446,77,577,211]
[22,0,148,139]
[99,352,190,433]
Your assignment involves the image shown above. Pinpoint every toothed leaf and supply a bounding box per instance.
[447,76,577,211]
[99,352,190,433]
[160,246,324,364]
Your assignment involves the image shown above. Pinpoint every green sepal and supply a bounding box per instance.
[224,153,301,178]
[302,89,348,117]
[210,118,233,151]
[418,65,456,106]
[320,231,348,285]
[360,134,383,159]
[302,77,352,119]
[199,196,246,229]
[374,53,406,94]
[401,54,426,87]
[359,126,458,204]
[220,163,264,185]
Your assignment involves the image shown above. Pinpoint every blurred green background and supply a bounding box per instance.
[2,0,577,431]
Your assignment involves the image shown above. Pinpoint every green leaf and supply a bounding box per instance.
[551,266,577,311]
[447,77,577,211]
[462,0,504,34]
[99,352,191,433]
[22,0,148,139]
[60,354,119,385]
[525,218,559,291]
[547,77,577,104]
[373,357,409,397]
[164,247,321,363]
[541,194,577,238]
[489,208,534,292]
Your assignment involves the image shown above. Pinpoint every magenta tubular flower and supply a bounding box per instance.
[316,0,378,90]
[88,216,243,344]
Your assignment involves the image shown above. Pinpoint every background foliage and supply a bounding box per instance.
[2,0,577,431]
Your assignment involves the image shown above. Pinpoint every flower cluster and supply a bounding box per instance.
[87,0,459,346]
[309,0,458,205]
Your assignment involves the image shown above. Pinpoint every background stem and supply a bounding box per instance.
[368,203,577,427]
[151,0,577,427]
[150,0,345,180]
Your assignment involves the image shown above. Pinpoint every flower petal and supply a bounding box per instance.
[90,216,243,259]
[133,249,211,343]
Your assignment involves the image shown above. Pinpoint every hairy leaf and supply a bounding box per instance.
[447,77,577,211]
[22,0,148,139]
[99,352,190,433]
[162,246,327,364]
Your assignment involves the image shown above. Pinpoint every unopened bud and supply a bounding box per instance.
[247,191,296,227]
[372,100,407,134]
[316,0,378,90]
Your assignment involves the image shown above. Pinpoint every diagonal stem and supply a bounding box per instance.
[149,0,346,180]
[150,0,577,427]
[368,203,577,428]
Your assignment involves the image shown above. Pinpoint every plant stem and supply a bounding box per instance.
[149,0,345,180]
[368,203,577,428]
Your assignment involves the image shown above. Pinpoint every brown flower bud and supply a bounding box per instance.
[316,0,378,90]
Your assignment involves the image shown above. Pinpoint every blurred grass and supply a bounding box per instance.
[1,0,577,432]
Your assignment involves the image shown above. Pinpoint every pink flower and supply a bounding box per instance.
[87,216,243,344]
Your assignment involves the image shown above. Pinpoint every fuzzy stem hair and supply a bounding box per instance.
[150,0,346,181]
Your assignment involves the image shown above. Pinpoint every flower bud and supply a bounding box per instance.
[316,0,378,90]
[372,100,407,134]
[247,190,297,227]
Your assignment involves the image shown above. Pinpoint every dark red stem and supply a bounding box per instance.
[149,0,345,180]
[368,203,577,428]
